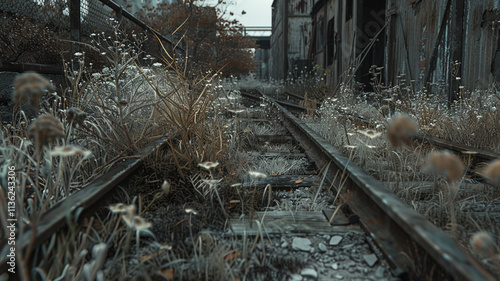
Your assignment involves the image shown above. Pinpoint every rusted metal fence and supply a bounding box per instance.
[0,0,181,74]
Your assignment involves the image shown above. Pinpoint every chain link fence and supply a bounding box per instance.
[0,0,70,32]
[0,0,179,72]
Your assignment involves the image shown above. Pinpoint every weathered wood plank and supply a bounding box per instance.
[242,175,319,189]
[245,151,307,158]
[229,211,358,236]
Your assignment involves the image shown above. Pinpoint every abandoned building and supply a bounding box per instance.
[270,0,500,100]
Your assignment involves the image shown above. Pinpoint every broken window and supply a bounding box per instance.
[327,17,335,65]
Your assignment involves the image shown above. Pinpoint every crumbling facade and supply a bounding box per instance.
[270,0,314,80]
[272,0,500,99]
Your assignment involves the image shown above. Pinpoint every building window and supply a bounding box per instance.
[327,18,335,65]
[315,17,325,52]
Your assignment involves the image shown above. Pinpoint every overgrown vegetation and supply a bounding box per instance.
[0,5,271,278]
[141,0,257,78]
[292,69,500,278]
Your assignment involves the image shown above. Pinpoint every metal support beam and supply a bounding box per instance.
[98,0,185,53]
[70,0,81,71]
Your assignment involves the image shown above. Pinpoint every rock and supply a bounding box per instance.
[281,242,289,248]
[318,243,327,252]
[289,273,302,281]
[331,263,338,270]
[376,266,385,277]
[363,253,378,267]
[323,234,331,240]
[375,266,385,278]
[292,237,312,252]
[329,236,343,246]
[334,274,344,280]
[342,244,353,250]
[346,261,356,268]
[300,268,317,279]
[282,249,289,255]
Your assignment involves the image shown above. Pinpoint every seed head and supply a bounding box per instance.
[130,216,152,230]
[358,129,382,139]
[248,171,267,178]
[470,231,496,257]
[198,161,219,170]
[426,151,465,182]
[386,114,418,147]
[13,72,55,110]
[66,107,87,126]
[109,203,128,213]
[185,208,198,215]
[481,160,500,186]
[28,114,65,148]
[50,145,91,158]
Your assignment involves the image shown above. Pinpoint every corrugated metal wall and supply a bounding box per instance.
[274,0,500,98]
[270,0,314,80]
[385,0,499,101]
[270,0,286,80]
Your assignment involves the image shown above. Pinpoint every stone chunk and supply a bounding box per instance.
[329,235,343,246]
[300,268,318,279]
[363,253,378,267]
[292,237,312,252]
[375,266,385,277]
[289,273,302,281]
[318,242,327,252]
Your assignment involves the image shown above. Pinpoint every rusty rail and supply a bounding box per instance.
[414,134,500,162]
[0,138,168,274]
[240,89,309,113]
[256,90,495,281]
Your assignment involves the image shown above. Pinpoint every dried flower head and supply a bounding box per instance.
[480,159,500,186]
[426,151,465,182]
[130,215,152,230]
[109,203,128,213]
[13,72,55,109]
[248,171,267,178]
[358,129,382,139]
[66,107,87,126]
[198,161,219,170]
[28,114,65,148]
[185,208,198,215]
[470,231,496,257]
[50,145,91,158]
[386,114,418,147]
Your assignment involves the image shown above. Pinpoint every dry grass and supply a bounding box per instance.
[302,79,500,277]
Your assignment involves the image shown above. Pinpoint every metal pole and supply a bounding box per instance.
[70,0,81,71]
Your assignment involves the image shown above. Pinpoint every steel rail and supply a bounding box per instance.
[414,134,500,162]
[0,138,167,274]
[239,89,309,113]
[259,92,495,281]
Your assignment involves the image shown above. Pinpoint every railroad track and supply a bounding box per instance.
[0,139,169,275]
[239,88,496,280]
[2,86,497,280]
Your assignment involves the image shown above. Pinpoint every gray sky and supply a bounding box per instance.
[210,0,274,27]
